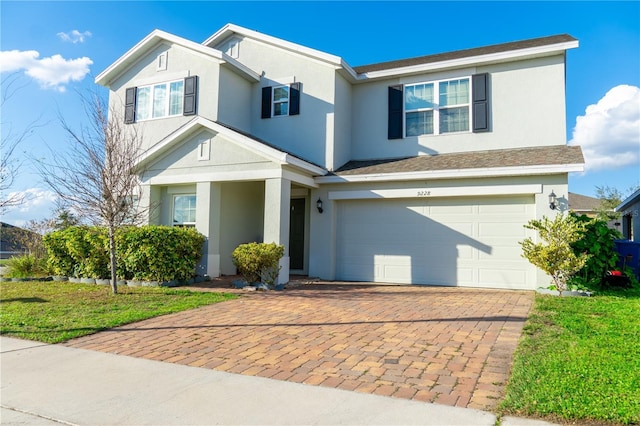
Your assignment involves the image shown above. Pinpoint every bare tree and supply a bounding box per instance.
[0,73,42,212]
[37,92,147,294]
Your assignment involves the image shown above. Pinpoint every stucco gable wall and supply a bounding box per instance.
[351,55,567,161]
[108,43,223,152]
[218,67,252,131]
[143,130,279,181]
[215,36,337,169]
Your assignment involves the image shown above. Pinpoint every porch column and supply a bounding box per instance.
[196,182,221,278]
[264,177,291,284]
[139,184,161,225]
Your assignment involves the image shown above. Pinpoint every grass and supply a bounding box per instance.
[0,280,237,343]
[500,288,640,425]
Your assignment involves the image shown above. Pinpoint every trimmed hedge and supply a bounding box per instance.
[42,226,205,281]
[232,242,284,285]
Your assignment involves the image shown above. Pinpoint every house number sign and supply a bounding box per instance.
[417,190,432,197]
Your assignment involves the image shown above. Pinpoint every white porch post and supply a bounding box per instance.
[196,182,221,278]
[139,185,161,225]
[264,177,291,284]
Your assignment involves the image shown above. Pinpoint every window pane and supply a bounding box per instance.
[274,102,289,116]
[173,195,196,224]
[273,86,289,102]
[405,83,434,110]
[440,106,469,133]
[153,84,167,118]
[439,79,469,107]
[169,81,183,116]
[136,87,150,120]
[406,111,433,136]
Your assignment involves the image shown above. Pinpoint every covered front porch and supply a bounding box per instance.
[135,117,325,284]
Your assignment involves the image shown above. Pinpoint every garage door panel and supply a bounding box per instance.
[336,196,534,289]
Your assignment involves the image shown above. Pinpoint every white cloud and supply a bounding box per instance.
[57,30,92,44]
[1,188,58,227]
[569,85,640,171]
[0,50,92,92]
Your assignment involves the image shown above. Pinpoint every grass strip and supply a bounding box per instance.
[1,281,237,343]
[500,289,640,425]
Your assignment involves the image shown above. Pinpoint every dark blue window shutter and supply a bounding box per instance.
[472,73,490,132]
[183,76,198,116]
[261,86,272,119]
[289,82,300,115]
[388,85,403,139]
[124,87,136,124]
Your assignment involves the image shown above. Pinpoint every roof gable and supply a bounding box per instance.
[135,117,326,176]
[96,29,260,87]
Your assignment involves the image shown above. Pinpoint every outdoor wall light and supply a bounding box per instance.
[549,190,557,210]
[316,198,324,214]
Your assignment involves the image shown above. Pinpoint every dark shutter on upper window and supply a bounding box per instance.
[183,75,198,116]
[289,82,300,116]
[261,86,272,119]
[124,87,136,124]
[472,73,490,132]
[388,85,404,139]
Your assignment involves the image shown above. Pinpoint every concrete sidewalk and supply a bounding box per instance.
[1,337,555,425]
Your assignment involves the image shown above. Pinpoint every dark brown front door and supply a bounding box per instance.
[289,198,305,270]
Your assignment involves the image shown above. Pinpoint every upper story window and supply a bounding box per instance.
[273,85,290,116]
[124,76,198,124]
[172,194,196,227]
[261,82,301,119]
[136,80,184,121]
[388,73,489,139]
[405,77,469,137]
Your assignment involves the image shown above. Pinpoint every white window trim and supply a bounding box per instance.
[272,84,290,117]
[172,194,196,227]
[136,79,184,122]
[404,76,471,137]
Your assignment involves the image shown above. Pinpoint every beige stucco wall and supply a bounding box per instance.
[350,55,568,161]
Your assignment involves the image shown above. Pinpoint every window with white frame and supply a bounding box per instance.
[136,79,184,121]
[272,85,290,116]
[172,194,196,227]
[404,77,470,136]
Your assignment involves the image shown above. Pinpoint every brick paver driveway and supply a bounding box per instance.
[66,283,533,411]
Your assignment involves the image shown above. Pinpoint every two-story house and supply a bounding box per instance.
[96,24,584,290]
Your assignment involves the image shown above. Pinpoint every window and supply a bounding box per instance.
[136,80,184,121]
[261,82,301,118]
[173,195,196,227]
[273,85,290,116]
[404,77,469,137]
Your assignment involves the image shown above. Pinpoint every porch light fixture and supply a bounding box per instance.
[549,190,557,210]
[316,198,323,214]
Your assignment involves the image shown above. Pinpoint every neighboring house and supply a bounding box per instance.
[96,24,584,290]
[0,222,28,259]
[617,189,640,241]
[568,192,619,231]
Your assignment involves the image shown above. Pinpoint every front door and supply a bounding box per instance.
[289,198,305,270]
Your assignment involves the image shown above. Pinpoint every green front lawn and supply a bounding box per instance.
[500,289,640,425]
[0,281,237,343]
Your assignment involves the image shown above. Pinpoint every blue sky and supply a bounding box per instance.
[1,1,639,226]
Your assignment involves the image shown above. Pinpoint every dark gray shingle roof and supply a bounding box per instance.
[334,145,584,176]
[353,34,577,74]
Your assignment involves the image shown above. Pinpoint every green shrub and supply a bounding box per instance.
[43,226,109,278]
[232,242,284,286]
[568,213,623,290]
[4,254,49,278]
[43,225,205,282]
[43,228,75,276]
[116,226,205,281]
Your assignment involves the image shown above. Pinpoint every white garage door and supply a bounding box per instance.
[336,195,535,289]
